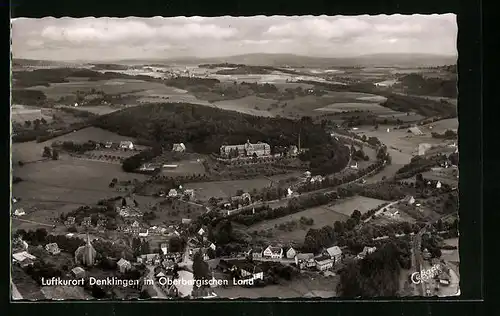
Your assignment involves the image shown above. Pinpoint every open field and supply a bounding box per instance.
[247,205,348,243]
[25,79,166,99]
[184,178,275,201]
[12,156,149,227]
[211,96,276,117]
[12,127,136,162]
[315,102,400,115]
[159,159,207,177]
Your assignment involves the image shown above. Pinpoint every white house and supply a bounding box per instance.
[13,208,25,216]
[286,247,297,259]
[117,258,132,273]
[209,243,216,251]
[172,143,186,152]
[138,229,149,237]
[350,162,358,169]
[119,141,134,150]
[315,256,334,271]
[198,228,205,236]
[436,181,442,189]
[324,246,342,264]
[168,189,178,197]
[263,246,283,259]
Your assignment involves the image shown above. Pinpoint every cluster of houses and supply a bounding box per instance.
[162,185,195,200]
[219,192,252,212]
[103,140,135,150]
[63,215,108,230]
[303,171,325,183]
[246,245,344,272]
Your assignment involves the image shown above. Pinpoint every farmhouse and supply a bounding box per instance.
[315,256,334,271]
[263,246,283,259]
[71,267,86,279]
[172,143,186,152]
[120,141,134,150]
[45,243,61,255]
[324,246,342,264]
[117,258,132,273]
[220,140,271,158]
[295,253,315,269]
[12,251,37,267]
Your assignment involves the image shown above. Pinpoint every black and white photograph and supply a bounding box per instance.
[10,14,459,300]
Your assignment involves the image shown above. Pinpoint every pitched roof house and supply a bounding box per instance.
[168,189,178,197]
[286,247,297,259]
[324,246,342,264]
[117,258,132,273]
[263,246,283,259]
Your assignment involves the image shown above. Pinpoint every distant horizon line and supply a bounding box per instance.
[12,52,458,63]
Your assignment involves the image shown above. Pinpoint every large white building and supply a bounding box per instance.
[220,140,271,158]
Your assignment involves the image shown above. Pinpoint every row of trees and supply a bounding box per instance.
[337,240,411,297]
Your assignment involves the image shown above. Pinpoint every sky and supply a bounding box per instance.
[11,14,457,61]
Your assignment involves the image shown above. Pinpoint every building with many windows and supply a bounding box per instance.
[220,140,271,158]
